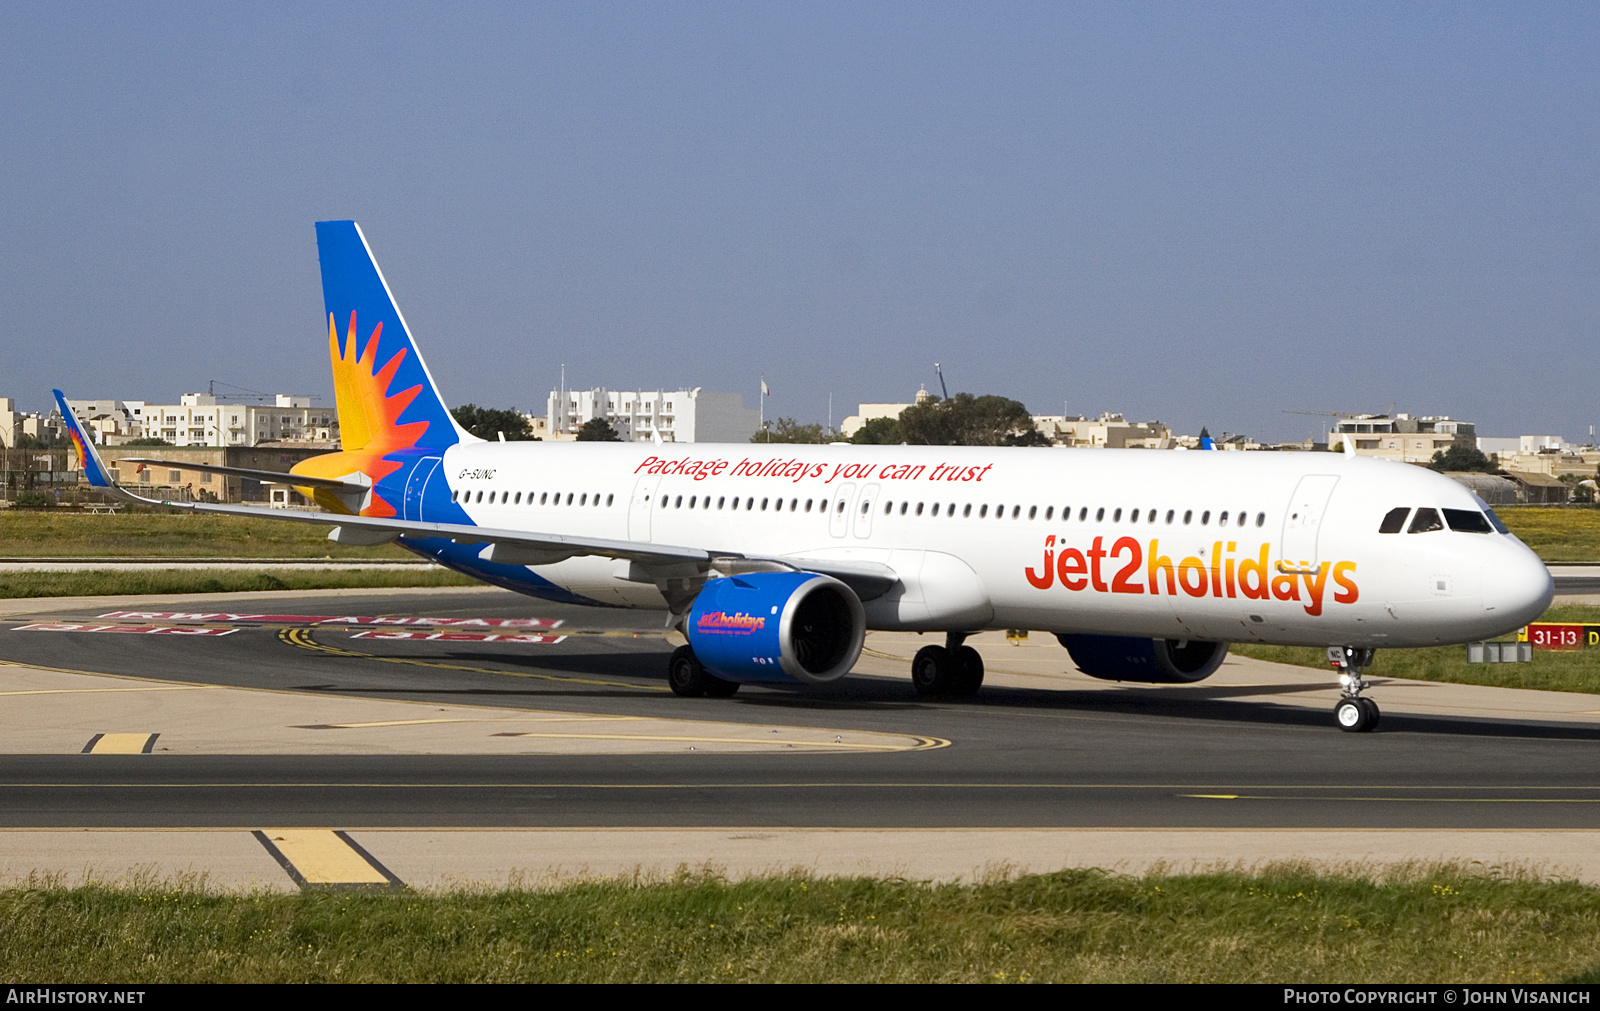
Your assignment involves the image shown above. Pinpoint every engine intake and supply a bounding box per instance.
[686,573,865,686]
[1056,634,1228,684]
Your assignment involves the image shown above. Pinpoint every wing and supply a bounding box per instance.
[54,390,897,598]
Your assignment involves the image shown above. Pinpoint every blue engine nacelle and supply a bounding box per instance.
[685,572,866,686]
[1056,633,1228,684]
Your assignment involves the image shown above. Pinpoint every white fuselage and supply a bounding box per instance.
[429,440,1553,649]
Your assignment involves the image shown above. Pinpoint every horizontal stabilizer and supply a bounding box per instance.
[117,458,367,491]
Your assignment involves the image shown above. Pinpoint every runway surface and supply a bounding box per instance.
[3,586,1599,887]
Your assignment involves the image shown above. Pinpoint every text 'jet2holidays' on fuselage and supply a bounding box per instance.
[55,220,1553,732]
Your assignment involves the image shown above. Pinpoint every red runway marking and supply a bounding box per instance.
[95,611,562,629]
[13,622,239,636]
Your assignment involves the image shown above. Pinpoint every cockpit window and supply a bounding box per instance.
[1483,507,1509,534]
[1408,507,1444,533]
[1378,507,1410,534]
[1443,508,1493,534]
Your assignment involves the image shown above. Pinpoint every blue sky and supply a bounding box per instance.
[3,3,1596,442]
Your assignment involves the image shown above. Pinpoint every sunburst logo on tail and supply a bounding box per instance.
[290,311,431,516]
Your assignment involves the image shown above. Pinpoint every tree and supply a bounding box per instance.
[850,416,904,445]
[751,418,831,444]
[897,394,1049,447]
[1429,445,1500,474]
[451,404,537,441]
[576,418,623,442]
[123,437,173,447]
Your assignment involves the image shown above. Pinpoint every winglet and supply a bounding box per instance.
[52,390,114,488]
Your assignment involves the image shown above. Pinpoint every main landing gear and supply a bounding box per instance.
[667,645,740,698]
[912,633,984,698]
[1329,646,1378,733]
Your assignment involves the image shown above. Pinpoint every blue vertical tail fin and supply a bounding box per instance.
[315,221,476,456]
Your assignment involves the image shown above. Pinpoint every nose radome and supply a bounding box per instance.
[1485,550,1553,626]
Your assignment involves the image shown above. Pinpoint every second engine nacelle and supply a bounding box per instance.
[686,572,865,686]
[1056,633,1228,684]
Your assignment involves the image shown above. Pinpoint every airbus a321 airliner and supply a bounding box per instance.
[56,221,1554,731]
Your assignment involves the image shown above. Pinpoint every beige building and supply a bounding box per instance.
[1329,414,1475,462]
[1033,413,1173,449]
[839,388,934,438]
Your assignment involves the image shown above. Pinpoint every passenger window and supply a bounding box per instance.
[1183,510,1192,525]
[1201,511,1210,525]
[1079,507,1087,521]
[1408,508,1444,533]
[1095,507,1105,521]
[916,502,924,516]
[1166,509,1174,523]
[1255,512,1264,527]
[1218,511,1228,525]
[1112,508,1122,522]
[980,505,989,518]
[963,504,972,518]
[1443,508,1493,534]
[1028,505,1037,520]
[1045,506,1053,520]
[1130,509,1140,522]
[1378,507,1410,534]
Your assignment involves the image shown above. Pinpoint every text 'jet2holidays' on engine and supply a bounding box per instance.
[55,221,1554,732]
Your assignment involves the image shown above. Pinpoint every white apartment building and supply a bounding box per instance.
[546,388,759,443]
[140,394,335,447]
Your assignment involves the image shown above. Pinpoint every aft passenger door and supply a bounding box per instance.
[403,457,440,522]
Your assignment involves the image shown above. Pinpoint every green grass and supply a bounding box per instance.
[3,866,1598,983]
[0,568,479,599]
[1498,506,1600,563]
[1231,603,1600,694]
[0,512,401,559]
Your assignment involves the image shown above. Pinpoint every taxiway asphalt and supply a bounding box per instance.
[2,586,1599,889]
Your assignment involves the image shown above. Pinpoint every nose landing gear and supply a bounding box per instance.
[1329,646,1378,732]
